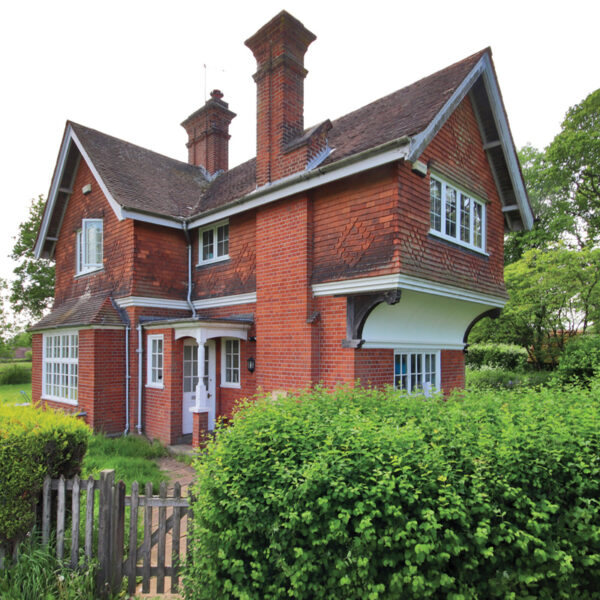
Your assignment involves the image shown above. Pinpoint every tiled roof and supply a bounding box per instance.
[70,49,488,220]
[30,293,126,331]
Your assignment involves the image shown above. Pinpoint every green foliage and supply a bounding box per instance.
[471,246,600,367]
[10,195,55,323]
[0,405,89,550]
[465,343,528,370]
[183,387,600,599]
[553,334,600,386]
[82,434,168,492]
[0,364,32,384]
[25,350,32,361]
[507,89,600,263]
[466,367,552,390]
[0,534,123,600]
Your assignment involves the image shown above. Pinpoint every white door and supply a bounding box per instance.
[182,340,216,434]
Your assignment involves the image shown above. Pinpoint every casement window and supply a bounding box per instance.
[76,219,103,275]
[221,338,240,388]
[199,221,229,265]
[430,176,485,252]
[147,335,164,388]
[42,331,78,404]
[394,350,439,396]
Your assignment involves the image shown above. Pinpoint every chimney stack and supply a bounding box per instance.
[181,89,236,175]
[245,11,316,186]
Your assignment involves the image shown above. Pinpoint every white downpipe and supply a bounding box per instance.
[182,222,197,319]
[136,324,143,434]
[123,326,130,435]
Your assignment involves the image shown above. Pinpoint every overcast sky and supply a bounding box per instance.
[1,0,598,286]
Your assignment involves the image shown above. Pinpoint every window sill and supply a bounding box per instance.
[41,395,78,406]
[75,267,104,279]
[196,255,229,268]
[428,230,488,256]
[220,382,241,389]
[145,383,164,390]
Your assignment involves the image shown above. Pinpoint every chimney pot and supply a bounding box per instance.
[211,89,224,100]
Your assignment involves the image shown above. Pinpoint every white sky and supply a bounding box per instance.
[0,0,598,285]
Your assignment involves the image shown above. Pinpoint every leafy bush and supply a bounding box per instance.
[554,334,600,386]
[184,386,600,599]
[0,405,89,551]
[25,350,32,361]
[0,364,32,385]
[465,343,528,370]
[466,366,552,390]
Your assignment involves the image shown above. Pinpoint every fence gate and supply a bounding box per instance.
[39,469,191,596]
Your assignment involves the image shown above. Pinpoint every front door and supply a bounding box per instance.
[182,339,216,435]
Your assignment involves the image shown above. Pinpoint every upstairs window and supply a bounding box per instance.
[199,221,229,265]
[430,176,485,252]
[76,219,103,275]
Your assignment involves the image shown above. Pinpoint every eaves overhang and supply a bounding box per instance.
[34,123,126,260]
[407,52,533,232]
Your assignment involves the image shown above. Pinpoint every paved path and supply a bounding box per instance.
[133,457,195,599]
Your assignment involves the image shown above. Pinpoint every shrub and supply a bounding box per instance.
[184,386,600,599]
[466,366,552,389]
[465,343,528,370]
[554,334,600,386]
[0,405,89,551]
[0,364,31,385]
[25,350,32,361]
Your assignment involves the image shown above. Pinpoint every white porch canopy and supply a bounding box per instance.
[173,320,250,415]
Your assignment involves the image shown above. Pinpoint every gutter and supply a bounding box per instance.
[182,222,198,319]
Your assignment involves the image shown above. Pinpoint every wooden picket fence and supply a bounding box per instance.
[39,469,191,596]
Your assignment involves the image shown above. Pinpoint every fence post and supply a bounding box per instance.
[109,480,125,592]
[97,469,115,597]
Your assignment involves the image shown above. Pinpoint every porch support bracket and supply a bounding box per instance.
[341,288,402,349]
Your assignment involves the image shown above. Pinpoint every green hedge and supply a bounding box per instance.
[184,386,600,599]
[0,364,32,385]
[465,343,528,371]
[0,405,89,551]
[554,334,600,386]
[466,366,552,390]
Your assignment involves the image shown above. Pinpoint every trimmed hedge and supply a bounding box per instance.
[465,343,528,371]
[0,405,89,551]
[0,364,32,385]
[466,366,552,390]
[184,386,600,599]
[554,334,600,386]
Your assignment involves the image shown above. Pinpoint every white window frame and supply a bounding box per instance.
[221,338,240,388]
[198,220,229,265]
[76,218,104,275]
[42,330,79,405]
[394,350,440,396]
[146,334,164,389]
[429,175,486,254]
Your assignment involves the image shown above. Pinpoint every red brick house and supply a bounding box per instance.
[32,11,532,447]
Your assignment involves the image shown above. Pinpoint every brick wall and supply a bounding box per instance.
[312,165,400,283]
[54,160,134,305]
[398,95,506,298]
[193,211,256,300]
[255,194,318,391]
[441,350,465,394]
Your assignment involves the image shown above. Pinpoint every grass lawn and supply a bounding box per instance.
[0,383,32,405]
[82,433,170,492]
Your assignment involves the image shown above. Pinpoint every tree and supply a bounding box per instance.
[10,196,55,323]
[505,89,600,263]
[470,246,600,367]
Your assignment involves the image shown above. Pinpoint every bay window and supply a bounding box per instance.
[394,350,439,396]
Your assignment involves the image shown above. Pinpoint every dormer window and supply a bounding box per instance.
[430,175,485,253]
[198,221,229,265]
[76,219,103,275]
